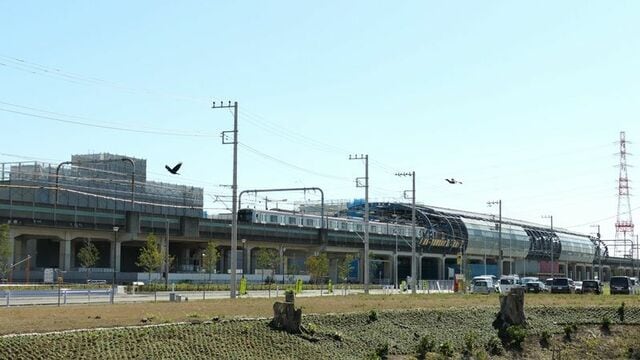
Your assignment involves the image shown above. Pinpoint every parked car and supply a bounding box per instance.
[610,276,633,295]
[574,281,583,294]
[472,279,493,294]
[581,280,602,295]
[550,278,574,294]
[544,278,553,288]
[525,281,546,293]
[472,275,498,293]
[521,277,539,286]
[499,275,522,294]
[631,277,640,295]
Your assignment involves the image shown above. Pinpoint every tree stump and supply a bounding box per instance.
[270,291,302,333]
[492,287,527,332]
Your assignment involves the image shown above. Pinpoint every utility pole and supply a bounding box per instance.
[396,171,416,294]
[349,154,369,294]
[213,101,239,299]
[591,224,602,280]
[487,200,502,275]
[542,215,554,278]
[165,219,169,290]
[394,216,398,289]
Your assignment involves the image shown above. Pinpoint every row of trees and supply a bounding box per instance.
[254,248,356,284]
[0,225,356,284]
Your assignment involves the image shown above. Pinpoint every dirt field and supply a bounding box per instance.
[2,292,639,335]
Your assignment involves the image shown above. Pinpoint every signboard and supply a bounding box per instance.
[43,268,54,284]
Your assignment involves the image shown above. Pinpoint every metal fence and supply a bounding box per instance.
[1,289,112,306]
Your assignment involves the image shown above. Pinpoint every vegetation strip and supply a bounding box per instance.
[2,306,640,359]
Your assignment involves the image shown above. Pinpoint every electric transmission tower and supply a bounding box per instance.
[615,131,634,258]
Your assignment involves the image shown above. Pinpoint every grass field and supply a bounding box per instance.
[1,292,640,335]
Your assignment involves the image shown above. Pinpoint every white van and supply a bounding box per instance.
[472,275,498,294]
[499,275,521,294]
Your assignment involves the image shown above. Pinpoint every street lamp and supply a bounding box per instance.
[541,215,553,278]
[487,200,502,275]
[111,226,119,304]
[395,171,416,294]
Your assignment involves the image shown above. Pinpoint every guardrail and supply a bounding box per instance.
[1,289,112,306]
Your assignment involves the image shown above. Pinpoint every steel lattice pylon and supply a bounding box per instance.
[615,131,634,258]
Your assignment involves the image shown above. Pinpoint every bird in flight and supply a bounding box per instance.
[445,178,462,184]
[165,162,182,175]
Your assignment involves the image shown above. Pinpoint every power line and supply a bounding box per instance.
[238,142,349,181]
[0,104,215,138]
[0,54,210,104]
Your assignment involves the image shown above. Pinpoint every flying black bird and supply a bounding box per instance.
[165,162,182,175]
[445,178,462,184]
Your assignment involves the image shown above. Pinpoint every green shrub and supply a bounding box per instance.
[332,331,343,341]
[618,302,626,323]
[474,349,489,360]
[438,340,454,357]
[563,325,574,341]
[505,325,527,350]
[601,316,611,333]
[375,343,389,359]
[328,279,333,294]
[368,309,379,323]
[416,335,436,359]
[463,331,477,356]
[540,330,551,348]
[486,336,504,356]
[306,322,318,334]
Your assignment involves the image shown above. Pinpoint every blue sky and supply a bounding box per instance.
[1,1,639,243]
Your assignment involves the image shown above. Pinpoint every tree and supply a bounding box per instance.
[203,242,219,282]
[305,253,329,284]
[136,233,164,282]
[338,254,355,284]
[77,239,99,282]
[256,248,279,282]
[0,224,11,281]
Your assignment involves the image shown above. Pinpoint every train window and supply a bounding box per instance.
[371,225,377,233]
[340,222,348,230]
[305,219,314,226]
[356,224,363,231]
[269,215,278,223]
[288,217,297,225]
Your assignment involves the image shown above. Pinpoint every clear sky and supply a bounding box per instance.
[1,2,639,244]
